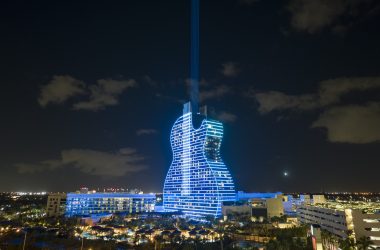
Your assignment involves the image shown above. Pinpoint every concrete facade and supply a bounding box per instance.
[47,193,67,217]
[298,204,380,248]
[222,192,285,220]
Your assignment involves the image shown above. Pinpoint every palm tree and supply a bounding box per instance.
[356,236,375,250]
[133,233,141,246]
[154,235,163,250]
[321,230,338,250]
[321,230,330,249]
[194,234,201,250]
[294,237,306,250]
[330,234,340,250]
[339,237,356,250]
[266,239,281,250]
[215,221,225,250]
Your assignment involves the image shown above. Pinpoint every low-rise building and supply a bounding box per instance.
[46,193,67,217]
[297,200,380,249]
[222,192,285,221]
[312,195,326,205]
[222,202,252,219]
[65,193,156,217]
[265,197,285,218]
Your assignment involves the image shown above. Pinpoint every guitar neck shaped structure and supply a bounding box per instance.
[163,102,236,219]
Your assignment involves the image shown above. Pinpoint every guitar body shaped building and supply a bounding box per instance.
[163,102,236,218]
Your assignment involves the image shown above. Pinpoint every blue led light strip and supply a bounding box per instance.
[163,106,236,218]
[65,193,156,217]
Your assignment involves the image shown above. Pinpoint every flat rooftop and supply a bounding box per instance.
[306,200,380,214]
[66,193,156,199]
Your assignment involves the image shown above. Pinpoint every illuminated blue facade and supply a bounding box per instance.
[163,103,236,218]
[65,193,156,217]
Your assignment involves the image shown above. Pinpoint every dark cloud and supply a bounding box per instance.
[221,62,241,77]
[250,77,380,144]
[155,93,184,104]
[199,85,230,102]
[39,76,136,111]
[16,148,146,177]
[252,77,380,113]
[312,102,380,143]
[38,75,86,107]
[318,77,380,106]
[73,79,136,111]
[142,75,157,86]
[288,0,347,33]
[287,0,378,34]
[216,111,237,123]
[253,91,318,113]
[136,129,158,136]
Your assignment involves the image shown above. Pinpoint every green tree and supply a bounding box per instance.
[266,239,281,250]
[356,236,375,250]
[321,230,338,250]
[339,237,356,250]
[154,234,164,250]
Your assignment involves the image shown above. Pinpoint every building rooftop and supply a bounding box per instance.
[66,193,156,199]
[306,200,380,214]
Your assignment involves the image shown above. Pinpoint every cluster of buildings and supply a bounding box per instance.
[47,191,380,249]
[47,190,286,220]
[45,103,380,249]
[222,192,286,221]
[297,195,380,248]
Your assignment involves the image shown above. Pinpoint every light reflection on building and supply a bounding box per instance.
[163,103,236,218]
[65,193,156,217]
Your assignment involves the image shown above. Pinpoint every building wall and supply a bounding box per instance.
[297,205,349,238]
[47,193,67,217]
[351,209,380,248]
[222,205,252,218]
[221,194,285,221]
[312,195,326,205]
[163,105,235,219]
[299,195,311,205]
[236,192,282,200]
[297,205,380,248]
[251,208,268,220]
[65,193,156,217]
[266,198,284,218]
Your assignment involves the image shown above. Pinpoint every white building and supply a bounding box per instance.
[46,193,67,217]
[297,201,380,249]
[222,192,285,220]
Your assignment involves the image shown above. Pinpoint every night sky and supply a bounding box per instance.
[1,0,380,193]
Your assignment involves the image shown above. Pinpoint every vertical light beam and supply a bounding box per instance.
[190,0,199,114]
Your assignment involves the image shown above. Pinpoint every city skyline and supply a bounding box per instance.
[1,0,380,192]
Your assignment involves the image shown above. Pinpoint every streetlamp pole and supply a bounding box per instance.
[22,231,27,250]
[220,233,224,250]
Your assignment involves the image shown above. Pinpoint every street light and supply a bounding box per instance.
[22,230,27,250]
[80,235,84,250]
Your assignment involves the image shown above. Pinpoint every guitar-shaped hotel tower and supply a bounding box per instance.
[163,0,236,218]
